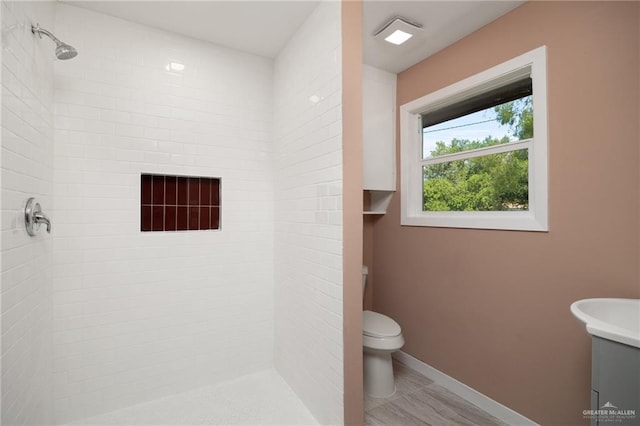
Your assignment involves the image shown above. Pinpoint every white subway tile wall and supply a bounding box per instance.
[1,1,55,424]
[52,4,274,423]
[273,2,344,425]
[2,2,348,424]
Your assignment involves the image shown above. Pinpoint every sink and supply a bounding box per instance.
[571,298,640,348]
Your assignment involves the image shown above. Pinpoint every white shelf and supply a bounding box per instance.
[363,190,394,215]
[362,65,397,216]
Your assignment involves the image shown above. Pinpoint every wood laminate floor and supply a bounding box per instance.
[365,361,508,426]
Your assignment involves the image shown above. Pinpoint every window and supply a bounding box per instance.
[400,46,548,231]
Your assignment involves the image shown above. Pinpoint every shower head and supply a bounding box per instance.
[55,43,77,60]
[31,23,77,60]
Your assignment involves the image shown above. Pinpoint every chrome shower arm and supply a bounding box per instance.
[31,24,62,45]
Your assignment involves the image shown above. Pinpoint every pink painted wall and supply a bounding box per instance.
[363,217,374,311]
[342,1,364,424]
[371,2,640,424]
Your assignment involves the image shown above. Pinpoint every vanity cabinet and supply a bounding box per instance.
[590,336,640,426]
[363,64,396,214]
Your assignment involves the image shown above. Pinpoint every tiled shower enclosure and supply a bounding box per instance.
[1,1,345,424]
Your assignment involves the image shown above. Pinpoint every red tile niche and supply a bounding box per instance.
[141,174,220,232]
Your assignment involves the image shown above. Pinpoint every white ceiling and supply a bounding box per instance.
[63,1,321,58]
[64,0,524,74]
[363,1,523,73]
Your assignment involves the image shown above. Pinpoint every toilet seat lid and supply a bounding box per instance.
[363,310,401,338]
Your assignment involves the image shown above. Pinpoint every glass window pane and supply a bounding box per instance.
[422,149,529,212]
[422,95,533,159]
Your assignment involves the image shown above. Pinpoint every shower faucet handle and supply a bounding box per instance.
[25,197,51,236]
[34,211,51,233]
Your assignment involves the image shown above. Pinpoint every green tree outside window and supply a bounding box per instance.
[423,96,532,212]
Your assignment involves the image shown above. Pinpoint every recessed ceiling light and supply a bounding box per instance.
[374,16,423,46]
[385,30,413,45]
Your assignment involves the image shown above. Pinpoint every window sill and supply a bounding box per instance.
[401,211,548,232]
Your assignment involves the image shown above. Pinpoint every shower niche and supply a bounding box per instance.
[141,174,221,232]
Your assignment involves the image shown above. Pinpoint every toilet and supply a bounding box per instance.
[362,265,404,398]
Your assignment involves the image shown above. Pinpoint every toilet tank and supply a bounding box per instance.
[362,265,368,296]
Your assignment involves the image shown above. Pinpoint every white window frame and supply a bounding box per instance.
[400,46,548,231]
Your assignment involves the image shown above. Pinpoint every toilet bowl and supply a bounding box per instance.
[362,266,404,398]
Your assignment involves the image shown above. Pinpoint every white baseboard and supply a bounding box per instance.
[393,351,538,426]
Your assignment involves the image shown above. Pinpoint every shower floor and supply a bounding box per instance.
[68,370,319,426]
